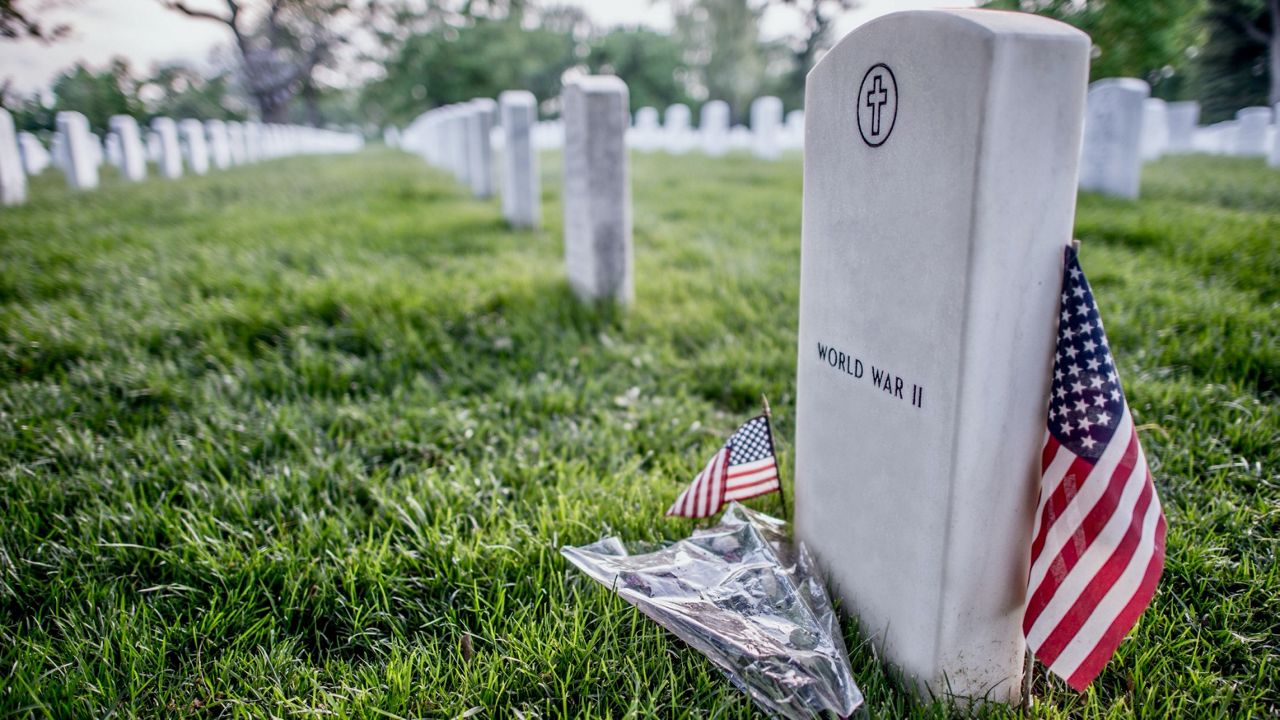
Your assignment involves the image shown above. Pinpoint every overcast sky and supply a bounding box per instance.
[0,0,976,96]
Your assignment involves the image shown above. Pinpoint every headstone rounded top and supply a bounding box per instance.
[499,90,536,106]
[570,75,628,94]
[1089,77,1151,95]
[471,97,498,110]
[1235,106,1273,121]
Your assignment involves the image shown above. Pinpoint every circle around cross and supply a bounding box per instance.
[857,63,898,148]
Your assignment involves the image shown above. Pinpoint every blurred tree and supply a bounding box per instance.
[141,62,247,121]
[672,0,772,121]
[586,28,691,111]
[50,59,142,133]
[0,83,54,132]
[361,14,577,125]
[982,0,1204,98]
[1,0,73,42]
[160,0,371,123]
[1187,0,1275,120]
[771,0,858,111]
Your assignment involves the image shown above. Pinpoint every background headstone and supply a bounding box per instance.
[1140,98,1169,161]
[631,106,661,152]
[206,120,232,170]
[1233,106,1272,157]
[179,119,210,175]
[700,100,730,156]
[467,99,496,198]
[56,111,99,190]
[1165,101,1199,154]
[152,117,184,179]
[0,108,27,206]
[499,90,540,229]
[17,132,50,176]
[109,115,147,182]
[750,95,783,159]
[663,103,694,154]
[1271,103,1280,168]
[1079,77,1149,199]
[795,9,1089,702]
[562,75,632,305]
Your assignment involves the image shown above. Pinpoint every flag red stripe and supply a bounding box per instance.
[726,479,780,502]
[1033,474,1155,668]
[1065,514,1166,691]
[1023,432,1141,632]
[1027,452,1095,580]
[1042,435,1059,474]
[723,473,779,493]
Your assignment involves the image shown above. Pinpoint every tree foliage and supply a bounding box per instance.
[0,0,72,42]
[982,0,1205,98]
[1186,0,1275,120]
[586,28,692,111]
[361,15,576,125]
[50,60,141,134]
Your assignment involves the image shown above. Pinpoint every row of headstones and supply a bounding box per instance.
[629,98,802,159]
[1081,78,1280,198]
[396,78,633,301]
[0,108,365,206]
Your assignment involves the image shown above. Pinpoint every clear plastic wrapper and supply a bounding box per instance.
[561,503,863,718]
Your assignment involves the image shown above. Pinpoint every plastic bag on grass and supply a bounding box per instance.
[561,503,863,718]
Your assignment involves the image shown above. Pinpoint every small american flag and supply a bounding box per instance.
[667,415,781,518]
[1024,245,1166,691]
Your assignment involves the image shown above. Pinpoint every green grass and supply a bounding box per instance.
[0,149,1276,718]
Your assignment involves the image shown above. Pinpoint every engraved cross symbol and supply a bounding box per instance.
[865,74,889,136]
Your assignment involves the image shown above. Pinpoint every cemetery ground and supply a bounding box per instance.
[1,148,1277,718]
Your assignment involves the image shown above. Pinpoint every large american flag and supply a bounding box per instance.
[667,415,781,518]
[1024,245,1167,691]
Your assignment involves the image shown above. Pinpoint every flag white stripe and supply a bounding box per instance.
[1026,410,1135,596]
[1046,474,1163,679]
[724,466,777,488]
[727,456,775,475]
[1029,441,1075,544]
[724,479,780,502]
[1026,427,1146,646]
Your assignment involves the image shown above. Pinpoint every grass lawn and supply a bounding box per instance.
[1,148,1276,718]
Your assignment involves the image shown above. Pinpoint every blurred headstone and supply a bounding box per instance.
[152,118,183,179]
[795,9,1089,702]
[109,115,147,182]
[1165,101,1199,154]
[1079,78,1148,199]
[467,99,496,198]
[1140,98,1168,161]
[700,100,730,156]
[499,90,540,229]
[631,106,660,152]
[0,108,27,206]
[1233,106,1272,157]
[562,75,632,305]
[206,120,232,169]
[179,119,210,175]
[56,111,99,190]
[663,103,694,154]
[751,96,783,159]
[16,132,50,176]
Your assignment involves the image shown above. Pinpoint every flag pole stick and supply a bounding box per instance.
[1021,648,1034,714]
[762,394,789,519]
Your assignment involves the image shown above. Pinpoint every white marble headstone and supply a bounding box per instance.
[1164,101,1199,154]
[700,100,730,156]
[796,9,1089,702]
[631,106,660,152]
[1233,106,1272,157]
[499,90,540,229]
[17,132,50,176]
[1271,103,1280,168]
[467,99,496,198]
[750,96,783,159]
[663,103,694,154]
[56,111,99,190]
[109,115,147,182]
[206,120,232,170]
[1140,98,1168,161]
[0,108,27,206]
[562,75,632,304]
[151,117,183,179]
[1079,78,1148,199]
[179,119,210,175]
